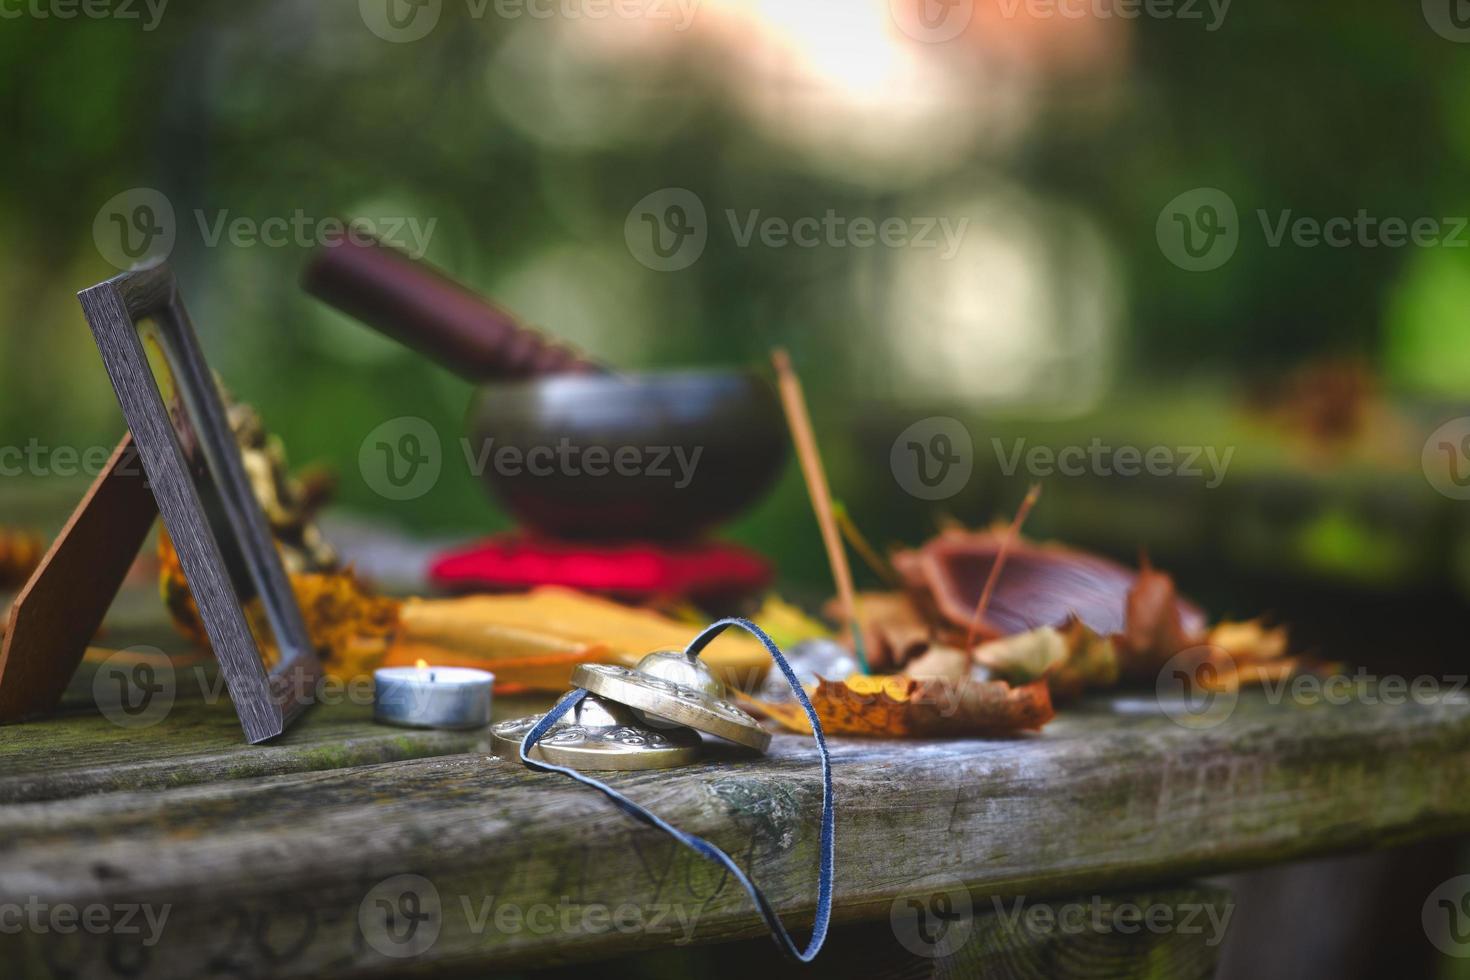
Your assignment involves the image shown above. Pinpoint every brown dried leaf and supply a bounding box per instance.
[895,530,1206,645]
[834,591,938,672]
[1118,559,1205,679]
[749,674,1054,738]
[902,644,972,684]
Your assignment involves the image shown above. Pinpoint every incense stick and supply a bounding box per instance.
[771,349,869,674]
[965,483,1042,649]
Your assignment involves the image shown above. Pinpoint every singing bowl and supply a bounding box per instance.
[467,370,788,540]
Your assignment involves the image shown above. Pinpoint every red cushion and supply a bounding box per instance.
[429,535,771,602]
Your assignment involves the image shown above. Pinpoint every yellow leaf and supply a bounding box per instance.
[398,588,770,689]
[750,594,833,650]
[1206,619,1289,662]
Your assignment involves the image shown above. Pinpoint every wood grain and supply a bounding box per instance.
[570,882,1231,979]
[0,690,1464,977]
[952,884,1230,979]
[0,696,492,804]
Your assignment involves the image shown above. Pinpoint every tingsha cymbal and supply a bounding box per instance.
[492,693,702,771]
[632,649,727,698]
[571,662,772,752]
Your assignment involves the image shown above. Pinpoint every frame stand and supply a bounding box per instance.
[0,435,158,722]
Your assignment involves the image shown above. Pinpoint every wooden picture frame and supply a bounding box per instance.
[78,263,319,743]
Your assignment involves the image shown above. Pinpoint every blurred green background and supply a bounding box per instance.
[3,0,1469,606]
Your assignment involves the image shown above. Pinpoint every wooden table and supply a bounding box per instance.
[1,576,1468,980]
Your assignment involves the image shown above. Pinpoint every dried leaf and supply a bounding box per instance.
[1118,559,1205,678]
[396,588,771,689]
[913,676,1055,736]
[1050,620,1119,701]
[865,521,1311,705]
[161,531,397,673]
[964,484,1041,647]
[291,571,399,674]
[894,529,1206,644]
[393,597,610,692]
[834,591,937,672]
[750,594,833,651]
[1174,644,1240,692]
[158,531,209,647]
[902,644,971,683]
[749,674,1053,737]
[972,627,1068,685]
[1200,620,1321,691]
[1206,619,1289,662]
[384,640,609,694]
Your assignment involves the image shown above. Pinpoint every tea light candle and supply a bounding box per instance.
[374,660,494,730]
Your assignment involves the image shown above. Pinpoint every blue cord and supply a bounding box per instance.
[519,617,834,963]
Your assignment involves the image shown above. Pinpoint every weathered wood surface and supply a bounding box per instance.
[0,601,504,803]
[581,882,1232,979]
[0,689,1465,978]
[941,883,1231,980]
[0,695,492,804]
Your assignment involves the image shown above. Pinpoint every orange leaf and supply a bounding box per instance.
[747,674,1053,738]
